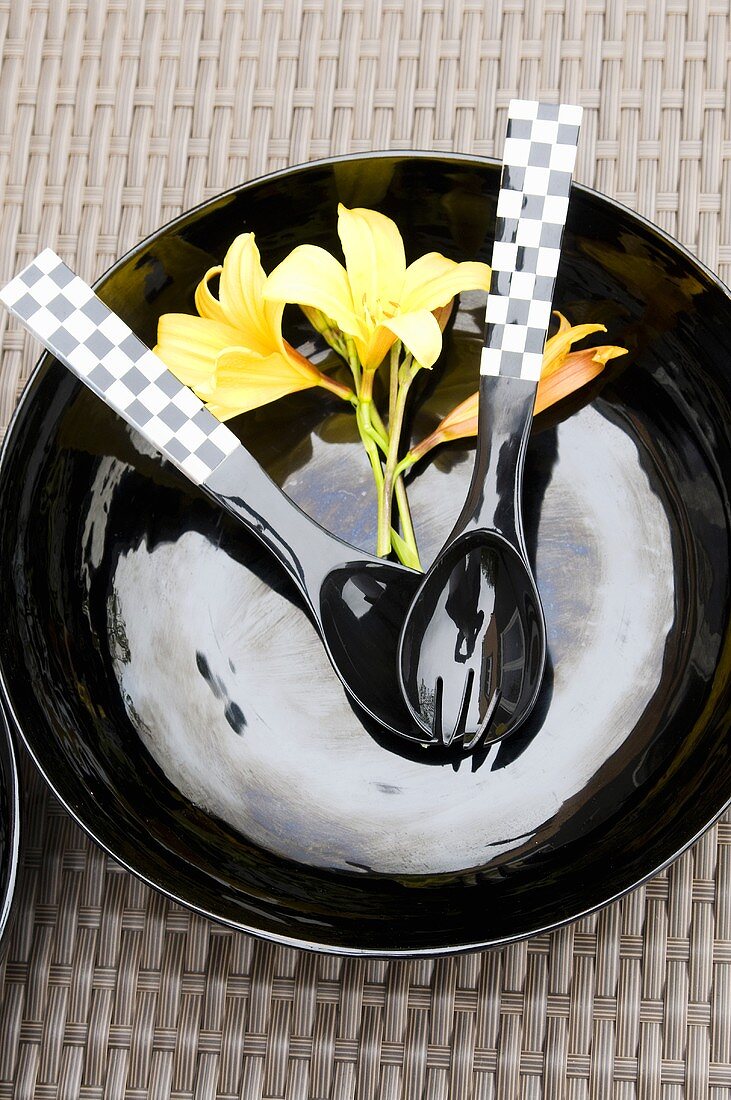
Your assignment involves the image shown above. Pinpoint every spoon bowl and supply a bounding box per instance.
[319,561,428,740]
[399,530,546,747]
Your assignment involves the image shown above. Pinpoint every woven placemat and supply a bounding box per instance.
[0,2,729,1097]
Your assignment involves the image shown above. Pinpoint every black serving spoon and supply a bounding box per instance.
[398,100,582,749]
[0,251,430,742]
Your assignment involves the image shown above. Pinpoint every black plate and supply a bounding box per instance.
[0,706,20,946]
[0,154,729,956]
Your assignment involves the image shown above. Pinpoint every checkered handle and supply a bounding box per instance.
[0,250,239,485]
[481,100,582,382]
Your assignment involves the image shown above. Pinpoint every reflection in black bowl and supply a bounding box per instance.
[0,154,729,955]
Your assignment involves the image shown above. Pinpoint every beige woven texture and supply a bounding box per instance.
[0,1,730,1097]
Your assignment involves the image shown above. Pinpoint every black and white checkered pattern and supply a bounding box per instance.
[481,100,582,382]
[0,249,239,485]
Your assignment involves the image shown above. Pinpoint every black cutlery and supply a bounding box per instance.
[398,100,582,748]
[1,252,429,741]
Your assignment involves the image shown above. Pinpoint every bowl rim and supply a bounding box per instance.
[0,704,20,947]
[1,149,730,957]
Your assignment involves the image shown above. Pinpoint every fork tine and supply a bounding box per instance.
[463,687,502,751]
[444,668,475,748]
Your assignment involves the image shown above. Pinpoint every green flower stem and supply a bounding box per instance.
[355,402,385,514]
[344,336,362,392]
[359,386,420,566]
[359,365,375,403]
[377,365,415,557]
[388,342,400,425]
[394,450,418,479]
[364,401,389,455]
[323,327,349,359]
[394,476,421,569]
[358,397,381,460]
[352,368,391,540]
[349,351,387,452]
[358,391,389,475]
[384,341,421,566]
[340,337,421,566]
[343,345,388,533]
[368,400,421,567]
[300,308,355,367]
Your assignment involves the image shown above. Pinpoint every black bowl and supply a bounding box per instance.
[0,706,20,946]
[0,154,729,955]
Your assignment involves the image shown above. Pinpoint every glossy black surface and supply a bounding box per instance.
[0,154,729,955]
[0,706,20,946]
[399,374,547,746]
[206,449,426,740]
[4,264,426,740]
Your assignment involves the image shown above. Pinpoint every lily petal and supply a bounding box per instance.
[211,347,320,417]
[264,244,362,339]
[337,204,406,314]
[381,309,444,369]
[194,266,227,323]
[434,391,478,442]
[534,345,625,414]
[401,253,491,313]
[215,234,285,358]
[433,299,455,332]
[408,340,627,462]
[590,345,628,366]
[155,313,244,388]
[156,234,330,419]
[405,390,477,462]
[357,325,397,372]
[543,316,607,376]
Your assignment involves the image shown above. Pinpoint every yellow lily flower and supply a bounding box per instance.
[154,233,352,420]
[406,314,628,463]
[263,203,491,373]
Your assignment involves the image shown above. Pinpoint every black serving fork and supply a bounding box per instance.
[398,100,582,749]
